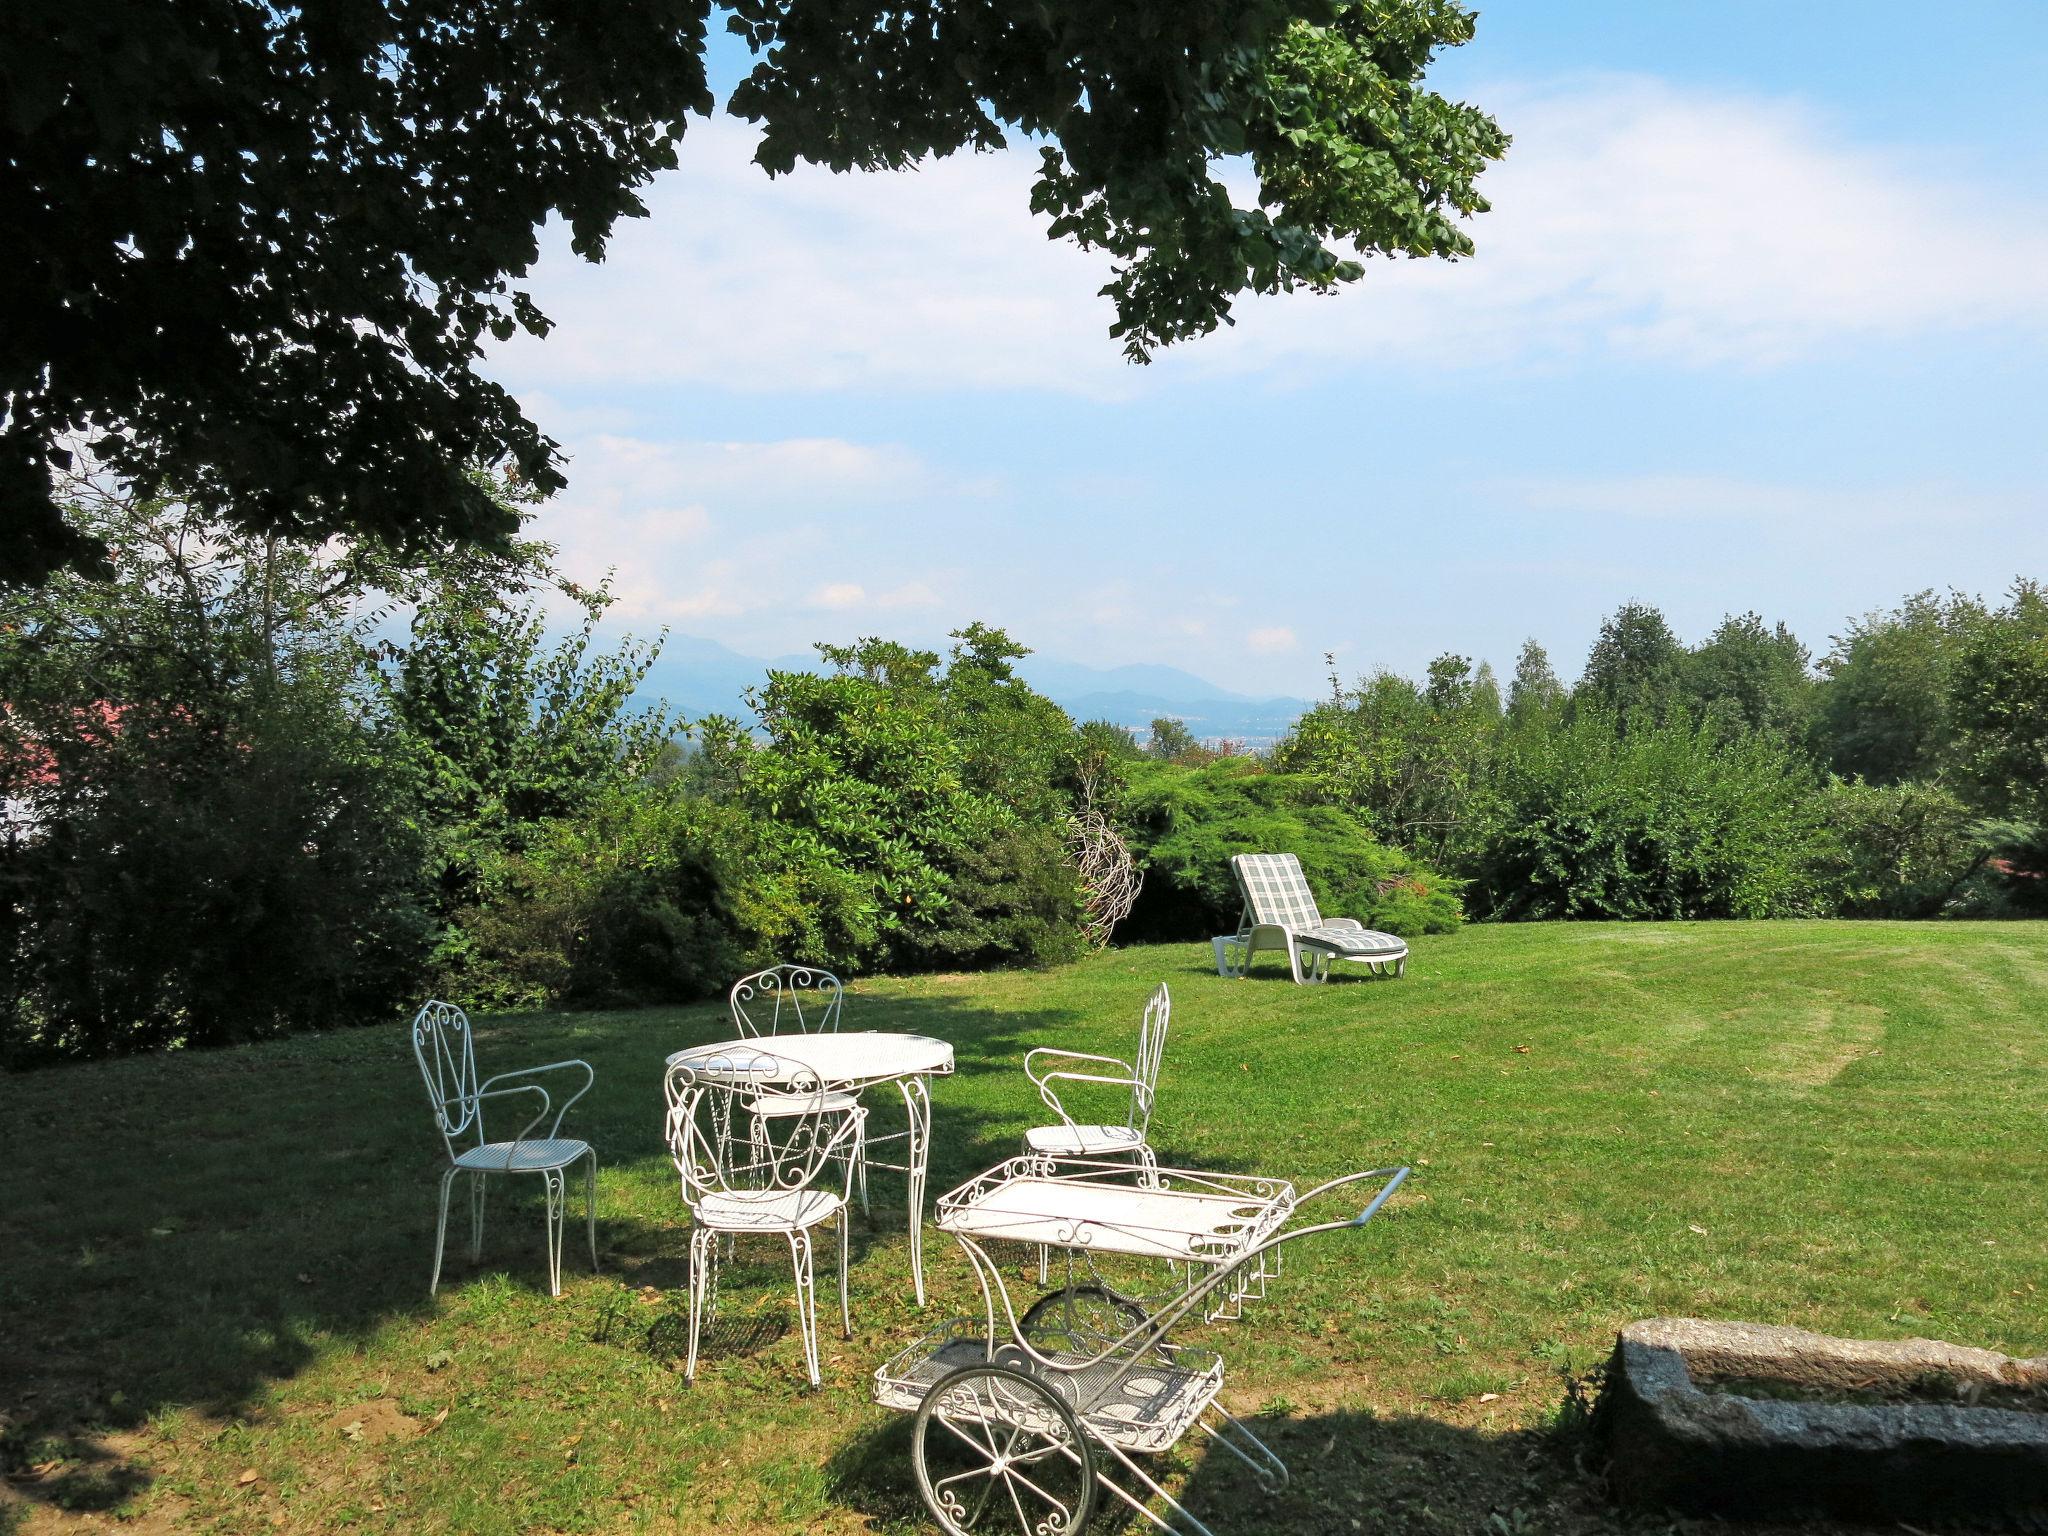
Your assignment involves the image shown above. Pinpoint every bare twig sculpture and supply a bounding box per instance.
[1068,779,1142,948]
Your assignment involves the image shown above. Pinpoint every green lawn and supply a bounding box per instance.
[4,922,2046,1535]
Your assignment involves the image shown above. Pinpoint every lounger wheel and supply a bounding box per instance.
[1018,1284,1167,1360]
[913,1362,1096,1536]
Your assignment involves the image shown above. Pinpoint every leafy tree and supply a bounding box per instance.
[1811,591,1981,785]
[1469,659,1503,721]
[369,567,672,984]
[1470,710,1833,921]
[1077,719,1143,767]
[452,778,743,1012]
[1819,779,1993,918]
[0,478,430,1060]
[1685,611,1812,738]
[1505,638,1566,727]
[1147,717,1201,762]
[941,622,1082,822]
[3,0,1505,583]
[1579,602,1687,730]
[695,630,1084,970]
[1276,657,1496,861]
[1947,580,2048,822]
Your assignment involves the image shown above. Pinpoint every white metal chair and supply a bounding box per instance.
[730,964,867,1211]
[410,999,599,1298]
[1023,981,1169,1174]
[1222,852,1409,983]
[1022,982,1173,1282]
[664,1049,865,1387]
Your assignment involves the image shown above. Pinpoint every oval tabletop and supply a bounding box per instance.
[665,1030,955,1087]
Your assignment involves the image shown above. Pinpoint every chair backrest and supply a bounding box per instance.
[1230,852,1324,932]
[663,1049,860,1206]
[411,999,479,1158]
[1130,982,1171,1137]
[729,965,843,1038]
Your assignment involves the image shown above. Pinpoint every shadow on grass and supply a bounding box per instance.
[0,984,1101,1520]
[824,1397,1591,1536]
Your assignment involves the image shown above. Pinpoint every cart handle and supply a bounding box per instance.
[1291,1164,1411,1226]
[1352,1164,1408,1223]
[1222,1165,1412,1263]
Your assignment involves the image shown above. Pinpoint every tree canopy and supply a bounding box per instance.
[1,0,1505,583]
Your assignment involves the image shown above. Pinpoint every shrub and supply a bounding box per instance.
[446,783,745,1011]
[689,630,1092,975]
[1468,712,1833,920]
[2,701,428,1064]
[1819,780,1989,918]
[1117,760,1463,941]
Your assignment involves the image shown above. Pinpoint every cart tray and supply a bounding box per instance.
[875,1325,1225,1455]
[937,1174,1290,1264]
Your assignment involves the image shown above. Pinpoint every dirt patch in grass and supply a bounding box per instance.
[321,1397,419,1444]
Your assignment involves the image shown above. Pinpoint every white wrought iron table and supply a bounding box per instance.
[665,1031,956,1303]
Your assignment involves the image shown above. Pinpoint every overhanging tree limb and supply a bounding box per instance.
[1,0,1504,584]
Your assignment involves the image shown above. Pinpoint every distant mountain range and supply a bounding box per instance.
[634,636,1312,745]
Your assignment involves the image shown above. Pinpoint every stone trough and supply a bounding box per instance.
[1599,1318,2048,1522]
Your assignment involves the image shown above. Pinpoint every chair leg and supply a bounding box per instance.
[686,1227,715,1381]
[838,1212,852,1340]
[542,1168,566,1298]
[787,1230,821,1387]
[584,1151,600,1274]
[1286,935,1306,984]
[468,1170,487,1261]
[430,1168,457,1295]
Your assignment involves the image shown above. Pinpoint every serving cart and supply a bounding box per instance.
[874,1154,1410,1535]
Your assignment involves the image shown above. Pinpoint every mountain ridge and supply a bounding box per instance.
[633,635,1311,743]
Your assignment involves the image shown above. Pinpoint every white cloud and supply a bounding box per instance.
[523,429,966,625]
[1247,626,1298,655]
[493,119,1124,397]
[875,581,942,610]
[562,432,937,506]
[489,78,2048,398]
[1200,76,2048,374]
[810,581,866,609]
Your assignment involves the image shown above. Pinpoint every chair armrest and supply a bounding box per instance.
[1030,1066,1141,1130]
[1321,917,1366,932]
[1023,1047,1133,1091]
[462,1082,549,1151]
[478,1059,595,1141]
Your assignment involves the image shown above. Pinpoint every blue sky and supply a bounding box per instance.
[486,1,2048,700]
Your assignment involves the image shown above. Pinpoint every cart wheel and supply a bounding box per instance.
[913,1362,1095,1535]
[1019,1284,1161,1358]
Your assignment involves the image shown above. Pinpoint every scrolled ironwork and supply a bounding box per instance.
[410,999,598,1298]
[663,1047,863,1387]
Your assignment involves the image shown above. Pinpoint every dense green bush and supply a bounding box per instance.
[0,484,443,1063]
[450,782,745,1011]
[1117,759,1463,941]
[1820,780,1989,918]
[689,630,1089,974]
[2,701,428,1063]
[1469,713,1833,920]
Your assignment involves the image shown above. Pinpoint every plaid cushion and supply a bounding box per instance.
[1296,924,1407,958]
[1230,853,1323,930]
